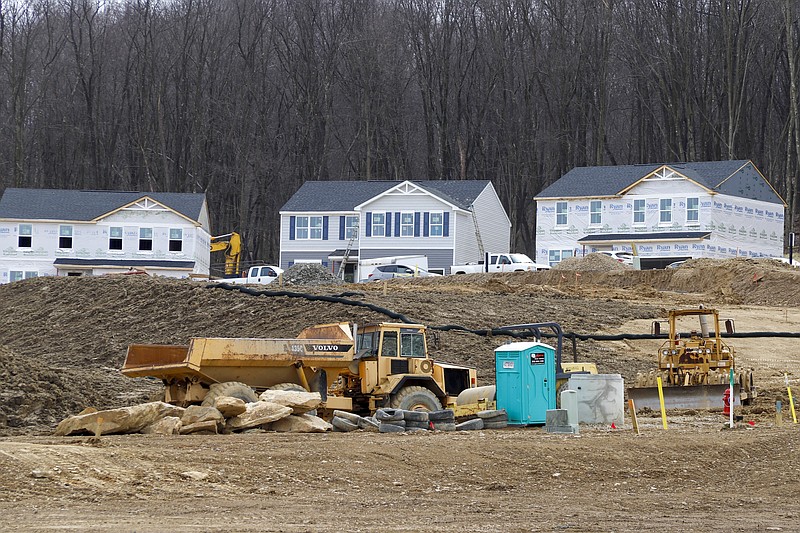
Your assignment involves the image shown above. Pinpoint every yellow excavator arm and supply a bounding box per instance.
[210,232,242,276]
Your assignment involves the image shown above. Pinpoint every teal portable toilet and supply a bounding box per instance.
[495,341,556,425]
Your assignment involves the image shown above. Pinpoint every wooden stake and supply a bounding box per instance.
[628,399,640,435]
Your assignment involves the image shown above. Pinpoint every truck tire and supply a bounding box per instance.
[389,386,442,412]
[269,383,307,392]
[201,382,258,406]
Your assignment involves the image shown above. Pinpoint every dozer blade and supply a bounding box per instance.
[627,384,740,411]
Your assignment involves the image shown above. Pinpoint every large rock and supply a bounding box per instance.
[212,397,247,418]
[180,419,219,435]
[181,405,224,426]
[141,416,182,435]
[258,390,321,414]
[226,401,292,431]
[54,402,185,436]
[271,414,332,433]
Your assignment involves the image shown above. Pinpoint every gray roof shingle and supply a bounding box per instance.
[536,160,783,204]
[280,180,491,212]
[0,188,206,222]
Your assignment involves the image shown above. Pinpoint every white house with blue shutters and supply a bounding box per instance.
[279,180,511,280]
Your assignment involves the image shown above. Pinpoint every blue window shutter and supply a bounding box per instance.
[322,216,329,240]
[385,212,392,237]
[414,212,420,237]
[339,216,345,240]
[289,216,296,240]
[366,212,372,237]
[394,212,400,237]
[423,212,429,237]
[443,212,450,237]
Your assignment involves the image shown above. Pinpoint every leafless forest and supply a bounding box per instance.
[0,0,798,261]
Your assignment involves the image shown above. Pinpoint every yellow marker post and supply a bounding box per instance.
[787,374,797,424]
[656,376,668,430]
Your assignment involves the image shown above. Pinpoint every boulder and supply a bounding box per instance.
[212,397,247,418]
[258,390,321,414]
[226,401,292,431]
[181,405,224,426]
[180,419,219,435]
[54,402,185,436]
[141,416,182,435]
[271,414,332,433]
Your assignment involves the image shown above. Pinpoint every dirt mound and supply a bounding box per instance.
[555,253,633,271]
[283,263,345,286]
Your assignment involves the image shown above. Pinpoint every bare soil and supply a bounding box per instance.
[1,257,799,531]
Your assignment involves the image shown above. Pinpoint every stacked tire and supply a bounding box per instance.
[428,409,456,431]
[476,409,508,429]
[375,408,406,433]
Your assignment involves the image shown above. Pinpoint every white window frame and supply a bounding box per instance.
[345,215,358,239]
[660,199,672,224]
[18,224,32,248]
[590,201,602,225]
[139,227,153,251]
[59,225,74,249]
[371,213,385,237]
[400,212,414,237]
[429,212,443,237]
[109,226,123,251]
[10,271,37,282]
[686,197,699,225]
[556,202,568,226]
[633,199,646,225]
[547,248,573,267]
[169,228,183,252]
[296,216,323,240]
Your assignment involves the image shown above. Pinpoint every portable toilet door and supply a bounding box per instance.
[495,341,556,425]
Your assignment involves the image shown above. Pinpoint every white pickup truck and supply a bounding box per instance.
[451,252,550,274]
[213,265,284,285]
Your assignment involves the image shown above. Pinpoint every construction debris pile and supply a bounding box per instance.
[55,388,332,436]
[283,263,346,286]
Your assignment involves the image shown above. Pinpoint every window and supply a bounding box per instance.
[109,227,123,250]
[18,224,32,248]
[169,228,183,252]
[547,249,573,267]
[400,329,426,358]
[660,199,672,224]
[429,212,443,236]
[59,226,73,249]
[556,202,568,226]
[633,199,645,225]
[345,216,358,239]
[381,331,398,357]
[400,212,414,237]
[590,201,602,225]
[139,228,153,251]
[10,271,37,282]
[371,213,385,237]
[296,216,323,240]
[687,197,699,224]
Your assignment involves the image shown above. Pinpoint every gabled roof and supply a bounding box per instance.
[0,188,207,222]
[536,160,784,204]
[280,180,491,212]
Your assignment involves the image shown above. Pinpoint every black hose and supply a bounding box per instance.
[207,283,800,340]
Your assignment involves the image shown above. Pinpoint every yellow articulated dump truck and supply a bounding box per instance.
[122,322,478,415]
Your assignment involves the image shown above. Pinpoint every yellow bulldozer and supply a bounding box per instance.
[122,322,478,415]
[627,307,756,411]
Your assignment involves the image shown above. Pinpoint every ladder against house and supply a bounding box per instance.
[470,206,485,257]
[336,221,359,280]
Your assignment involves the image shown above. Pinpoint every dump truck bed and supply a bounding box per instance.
[122,323,357,387]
